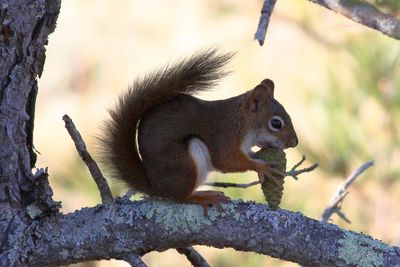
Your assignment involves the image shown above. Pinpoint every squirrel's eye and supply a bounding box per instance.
[268,116,284,132]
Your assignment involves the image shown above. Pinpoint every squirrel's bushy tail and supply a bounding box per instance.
[99,49,233,194]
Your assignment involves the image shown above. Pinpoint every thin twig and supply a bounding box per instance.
[335,209,351,224]
[285,155,319,181]
[254,0,278,45]
[291,155,306,170]
[176,247,211,267]
[205,180,260,188]
[321,160,374,222]
[63,114,113,204]
[207,156,317,189]
[121,253,148,267]
[307,0,400,40]
[342,160,374,189]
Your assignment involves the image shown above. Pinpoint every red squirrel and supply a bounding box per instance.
[100,50,298,212]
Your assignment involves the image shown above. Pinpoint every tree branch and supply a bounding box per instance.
[63,114,113,204]
[254,0,278,45]
[255,0,400,45]
[321,160,374,222]
[307,0,400,40]
[119,253,148,267]
[176,247,211,267]
[17,199,400,266]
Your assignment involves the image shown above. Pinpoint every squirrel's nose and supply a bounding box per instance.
[288,137,298,148]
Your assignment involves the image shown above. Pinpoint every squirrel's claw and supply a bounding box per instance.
[188,190,230,216]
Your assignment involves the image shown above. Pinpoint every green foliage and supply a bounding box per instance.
[301,36,400,181]
[348,38,400,111]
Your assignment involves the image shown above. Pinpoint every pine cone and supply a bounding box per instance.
[255,148,287,209]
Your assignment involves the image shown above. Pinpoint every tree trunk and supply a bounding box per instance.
[0,0,61,265]
[0,0,61,206]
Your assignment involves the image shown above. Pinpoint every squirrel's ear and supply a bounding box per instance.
[252,79,274,99]
[248,79,275,112]
[260,78,274,97]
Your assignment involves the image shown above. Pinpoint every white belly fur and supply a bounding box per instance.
[188,138,214,191]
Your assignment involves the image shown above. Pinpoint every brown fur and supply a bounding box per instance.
[99,50,298,205]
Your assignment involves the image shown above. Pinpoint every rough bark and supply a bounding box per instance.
[0,0,61,206]
[7,200,400,266]
[0,0,61,265]
[307,0,400,39]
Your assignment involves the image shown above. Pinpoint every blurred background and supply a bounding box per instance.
[36,0,400,266]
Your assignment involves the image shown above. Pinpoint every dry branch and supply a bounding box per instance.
[285,155,318,180]
[63,114,113,204]
[176,247,211,267]
[307,0,400,40]
[255,0,400,45]
[206,155,317,189]
[205,180,260,188]
[254,0,278,45]
[120,253,148,267]
[321,160,374,222]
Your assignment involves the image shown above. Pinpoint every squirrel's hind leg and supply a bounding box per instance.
[145,141,198,200]
[187,138,230,215]
[144,137,230,215]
